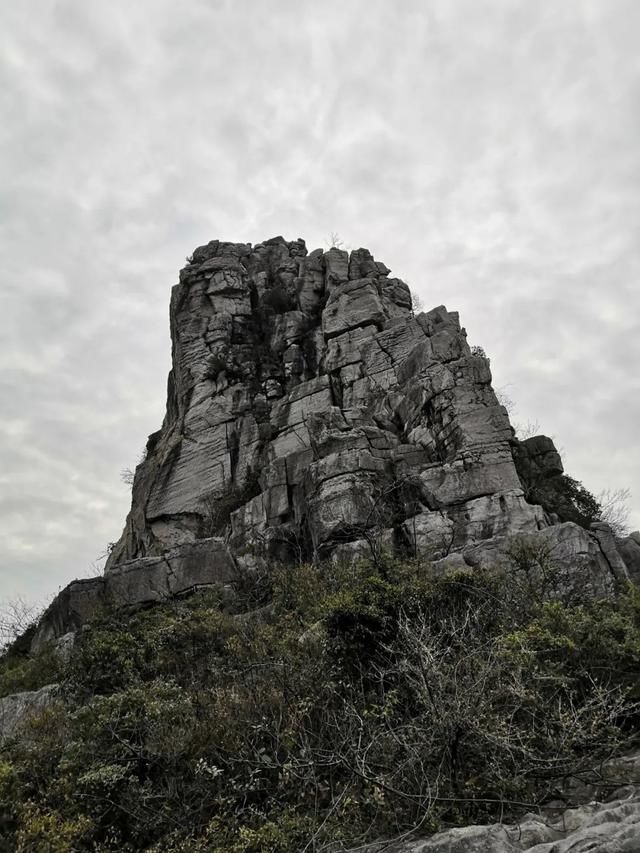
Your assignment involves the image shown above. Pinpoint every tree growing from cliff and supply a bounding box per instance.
[326,231,346,250]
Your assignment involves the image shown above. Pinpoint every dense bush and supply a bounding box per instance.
[261,285,295,314]
[524,472,602,530]
[1,557,639,851]
[0,643,60,700]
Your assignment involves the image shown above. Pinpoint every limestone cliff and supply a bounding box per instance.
[32,237,639,647]
[107,236,535,566]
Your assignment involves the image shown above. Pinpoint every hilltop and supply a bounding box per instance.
[1,238,639,851]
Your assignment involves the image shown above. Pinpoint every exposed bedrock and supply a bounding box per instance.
[32,238,636,644]
[31,538,235,651]
[106,238,544,567]
[365,762,640,851]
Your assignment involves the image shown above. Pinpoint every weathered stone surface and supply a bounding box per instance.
[402,510,455,559]
[31,577,105,651]
[512,434,564,487]
[457,522,617,601]
[32,238,636,644]
[0,684,59,741]
[322,278,389,338]
[590,522,631,585]
[370,795,640,850]
[106,537,236,607]
[32,538,237,648]
[618,531,640,585]
[367,796,640,852]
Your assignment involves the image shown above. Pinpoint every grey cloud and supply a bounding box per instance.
[1,0,639,603]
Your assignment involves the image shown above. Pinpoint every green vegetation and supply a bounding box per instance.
[528,472,603,530]
[261,284,296,314]
[0,638,60,701]
[1,555,639,851]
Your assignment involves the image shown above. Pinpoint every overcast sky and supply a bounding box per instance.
[1,0,639,605]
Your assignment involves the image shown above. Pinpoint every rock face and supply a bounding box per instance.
[0,684,59,741]
[106,240,547,564]
[109,237,536,567]
[618,531,640,586]
[34,238,637,643]
[31,538,236,650]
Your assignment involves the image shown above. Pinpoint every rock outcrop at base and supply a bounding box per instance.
[372,794,640,851]
[0,684,59,741]
[31,238,638,644]
[31,538,235,650]
[366,752,640,852]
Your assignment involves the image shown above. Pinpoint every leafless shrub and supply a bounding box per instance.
[120,447,148,487]
[320,593,636,840]
[495,386,515,415]
[325,474,426,571]
[596,487,632,538]
[409,288,424,314]
[326,231,345,250]
[513,418,541,440]
[0,597,41,651]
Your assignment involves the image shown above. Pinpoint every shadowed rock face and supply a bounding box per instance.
[106,237,545,569]
[31,237,638,648]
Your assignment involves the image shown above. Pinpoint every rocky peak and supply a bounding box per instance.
[106,237,523,568]
[31,237,639,648]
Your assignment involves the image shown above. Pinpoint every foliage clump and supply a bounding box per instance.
[529,473,603,529]
[0,557,639,851]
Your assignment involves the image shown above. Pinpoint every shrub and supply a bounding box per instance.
[16,806,91,853]
[523,473,602,530]
[596,487,632,538]
[1,560,639,850]
[0,643,60,699]
[261,286,295,314]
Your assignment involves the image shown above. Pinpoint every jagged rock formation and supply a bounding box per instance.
[31,238,639,647]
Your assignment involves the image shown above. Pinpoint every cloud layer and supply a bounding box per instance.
[2,0,639,603]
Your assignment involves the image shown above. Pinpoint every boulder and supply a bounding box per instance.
[32,538,238,649]
[617,531,640,585]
